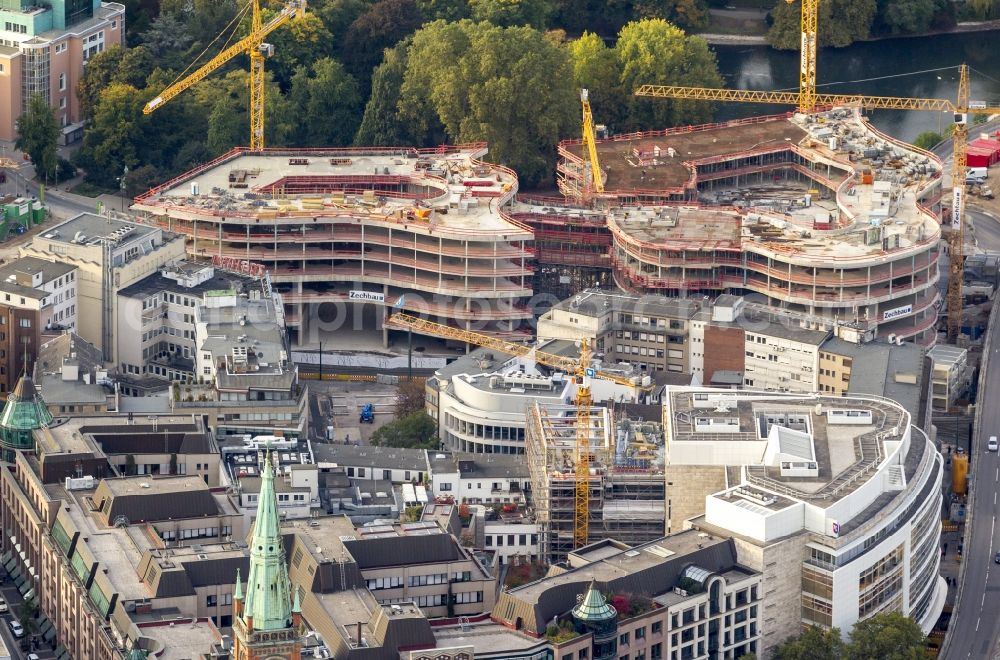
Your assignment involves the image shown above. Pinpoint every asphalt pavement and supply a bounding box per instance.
[945,306,1000,659]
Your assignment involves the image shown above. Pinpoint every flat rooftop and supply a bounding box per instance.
[666,390,909,504]
[135,619,221,659]
[134,147,529,236]
[573,114,806,191]
[433,623,545,655]
[591,109,942,262]
[41,213,157,247]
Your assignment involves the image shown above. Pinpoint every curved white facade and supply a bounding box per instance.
[665,389,945,644]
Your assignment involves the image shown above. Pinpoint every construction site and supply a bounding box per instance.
[130,145,535,345]
[525,403,666,563]
[537,107,945,344]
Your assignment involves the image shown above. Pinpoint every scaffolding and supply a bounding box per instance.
[526,403,666,564]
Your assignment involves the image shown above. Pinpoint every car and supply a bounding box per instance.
[989,436,998,452]
[0,597,8,613]
[8,620,23,638]
[994,551,1000,564]
[28,653,40,660]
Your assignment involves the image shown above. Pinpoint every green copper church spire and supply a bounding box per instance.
[242,450,293,631]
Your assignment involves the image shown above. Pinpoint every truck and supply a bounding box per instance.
[968,167,989,180]
[359,403,374,424]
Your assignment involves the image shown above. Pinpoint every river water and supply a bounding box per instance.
[712,32,1000,141]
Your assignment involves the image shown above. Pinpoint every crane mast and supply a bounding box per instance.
[947,65,970,343]
[634,0,1000,343]
[386,312,650,548]
[143,0,307,150]
[581,89,604,197]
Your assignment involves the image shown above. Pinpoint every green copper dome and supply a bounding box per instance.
[572,582,617,623]
[0,375,52,457]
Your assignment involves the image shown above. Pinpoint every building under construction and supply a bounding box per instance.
[525,402,665,563]
[522,107,945,345]
[131,144,534,345]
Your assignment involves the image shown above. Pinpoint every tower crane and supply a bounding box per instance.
[386,312,649,549]
[633,0,1000,342]
[581,88,605,198]
[143,0,308,150]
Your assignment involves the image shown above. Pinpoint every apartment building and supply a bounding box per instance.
[285,514,496,619]
[427,451,530,505]
[742,325,828,392]
[168,276,306,440]
[312,444,429,484]
[20,213,186,361]
[33,332,113,413]
[538,292,701,374]
[483,533,762,660]
[664,389,946,653]
[0,412,248,659]
[0,0,124,142]
[237,461,320,521]
[0,256,77,393]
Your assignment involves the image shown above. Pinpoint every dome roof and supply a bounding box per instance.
[572,582,617,623]
[0,374,52,432]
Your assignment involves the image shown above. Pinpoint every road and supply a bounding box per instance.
[945,305,1000,659]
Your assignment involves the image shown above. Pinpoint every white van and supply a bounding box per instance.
[968,167,989,180]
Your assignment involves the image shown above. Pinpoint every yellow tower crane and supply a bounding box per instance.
[385,312,648,549]
[581,88,605,197]
[634,0,1000,343]
[143,0,308,150]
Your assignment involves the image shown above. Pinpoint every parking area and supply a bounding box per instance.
[309,380,399,445]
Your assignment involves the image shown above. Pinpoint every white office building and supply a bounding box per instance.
[664,388,945,654]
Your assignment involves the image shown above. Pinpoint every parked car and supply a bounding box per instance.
[8,619,24,638]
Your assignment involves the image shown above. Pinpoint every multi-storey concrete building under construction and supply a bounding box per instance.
[526,402,665,563]
[131,144,534,345]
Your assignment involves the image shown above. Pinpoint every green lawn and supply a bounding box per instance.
[70,181,113,198]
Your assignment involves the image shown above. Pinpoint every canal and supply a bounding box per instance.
[712,31,1000,141]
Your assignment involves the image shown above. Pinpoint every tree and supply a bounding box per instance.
[403,505,424,521]
[76,44,154,120]
[267,13,336,89]
[774,625,845,660]
[394,379,426,417]
[15,94,59,184]
[398,20,577,186]
[289,58,362,146]
[416,0,471,20]
[877,0,937,33]
[139,12,195,61]
[614,19,723,131]
[370,411,438,449]
[846,612,925,660]
[469,0,555,28]
[16,599,38,635]
[355,41,414,145]
[343,0,425,90]
[568,31,622,129]
[768,0,876,48]
[74,83,145,187]
[634,0,709,28]
[912,131,943,150]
